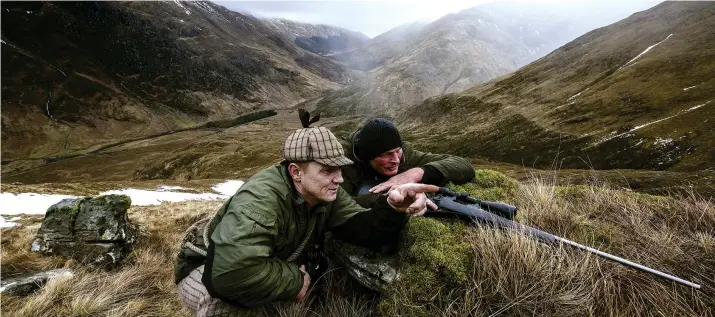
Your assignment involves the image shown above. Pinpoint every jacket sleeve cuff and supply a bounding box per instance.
[283,264,305,302]
[376,195,409,222]
[420,165,446,185]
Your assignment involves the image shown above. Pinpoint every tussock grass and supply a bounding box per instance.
[381,170,714,316]
[2,172,713,316]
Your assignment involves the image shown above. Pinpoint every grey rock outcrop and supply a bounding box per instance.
[0,269,73,297]
[31,195,137,268]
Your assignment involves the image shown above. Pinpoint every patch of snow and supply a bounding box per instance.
[1,216,19,228]
[688,100,711,111]
[0,39,20,51]
[620,33,673,69]
[46,89,57,121]
[0,193,78,216]
[212,180,245,196]
[568,88,589,101]
[173,0,190,15]
[158,186,185,191]
[653,138,673,146]
[0,180,245,215]
[26,11,31,14]
[683,85,697,91]
[595,100,711,145]
[99,189,224,206]
[0,282,17,292]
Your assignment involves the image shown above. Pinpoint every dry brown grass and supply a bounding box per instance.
[2,174,713,316]
[1,200,222,317]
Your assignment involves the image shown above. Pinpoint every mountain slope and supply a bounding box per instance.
[316,1,660,117]
[401,1,715,171]
[262,18,369,55]
[329,21,428,72]
[1,1,346,161]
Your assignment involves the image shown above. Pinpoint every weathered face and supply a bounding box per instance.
[291,161,343,205]
[369,147,403,177]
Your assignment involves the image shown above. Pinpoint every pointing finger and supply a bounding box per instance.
[408,193,427,211]
[401,183,440,194]
[388,189,405,206]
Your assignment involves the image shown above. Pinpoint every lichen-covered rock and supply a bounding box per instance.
[0,269,73,296]
[326,237,399,292]
[31,195,137,268]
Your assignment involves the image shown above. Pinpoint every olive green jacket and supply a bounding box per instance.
[175,163,406,307]
[341,134,475,208]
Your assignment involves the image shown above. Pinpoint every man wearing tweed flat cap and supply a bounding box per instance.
[175,111,438,315]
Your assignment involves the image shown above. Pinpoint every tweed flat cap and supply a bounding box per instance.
[283,127,353,166]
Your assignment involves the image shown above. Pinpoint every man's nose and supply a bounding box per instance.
[389,153,400,163]
[333,172,344,184]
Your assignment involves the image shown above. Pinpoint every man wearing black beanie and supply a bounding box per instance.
[341,118,475,209]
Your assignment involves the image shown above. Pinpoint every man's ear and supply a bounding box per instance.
[288,163,302,181]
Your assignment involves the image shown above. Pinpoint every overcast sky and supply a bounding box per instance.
[214,0,662,38]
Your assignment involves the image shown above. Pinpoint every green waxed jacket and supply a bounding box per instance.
[341,132,476,209]
[181,163,406,308]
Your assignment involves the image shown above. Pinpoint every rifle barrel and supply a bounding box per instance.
[553,236,701,289]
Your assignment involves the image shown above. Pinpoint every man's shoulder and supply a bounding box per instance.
[239,165,291,201]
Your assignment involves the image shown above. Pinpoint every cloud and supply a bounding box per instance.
[213,0,661,38]
[214,1,490,37]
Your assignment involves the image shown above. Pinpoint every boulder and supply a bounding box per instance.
[31,195,137,268]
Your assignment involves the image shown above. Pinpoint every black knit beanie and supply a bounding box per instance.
[353,118,403,162]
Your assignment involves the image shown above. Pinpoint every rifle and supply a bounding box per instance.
[429,187,702,289]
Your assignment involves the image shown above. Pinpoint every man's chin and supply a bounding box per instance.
[383,169,399,176]
[323,192,338,201]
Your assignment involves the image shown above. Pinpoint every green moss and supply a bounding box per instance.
[118,195,132,207]
[53,199,84,215]
[379,218,472,316]
[448,169,518,202]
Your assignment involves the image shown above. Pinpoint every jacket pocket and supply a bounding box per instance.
[240,205,276,227]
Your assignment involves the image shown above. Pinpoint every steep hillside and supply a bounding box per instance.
[1,1,346,161]
[263,18,369,55]
[329,22,428,72]
[316,1,659,117]
[401,1,715,171]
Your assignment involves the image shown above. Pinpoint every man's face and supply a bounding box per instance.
[369,147,402,177]
[297,162,344,204]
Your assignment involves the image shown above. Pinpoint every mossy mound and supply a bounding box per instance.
[377,217,471,317]
[448,169,518,202]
